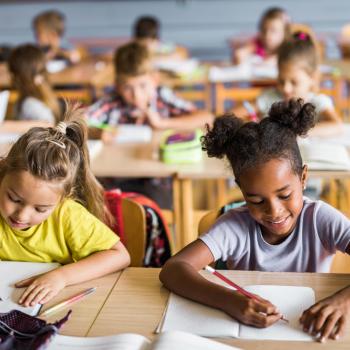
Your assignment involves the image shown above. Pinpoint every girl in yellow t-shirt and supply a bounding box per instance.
[0,105,130,307]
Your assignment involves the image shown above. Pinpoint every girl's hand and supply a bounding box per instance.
[222,290,282,328]
[300,287,350,342]
[15,270,66,307]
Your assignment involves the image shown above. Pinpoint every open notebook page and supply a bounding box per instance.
[49,333,149,350]
[239,285,315,341]
[160,285,315,341]
[0,261,59,315]
[159,293,239,337]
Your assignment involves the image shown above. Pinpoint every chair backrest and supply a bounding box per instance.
[173,83,211,111]
[121,197,147,267]
[214,83,263,115]
[55,88,94,106]
[198,210,220,236]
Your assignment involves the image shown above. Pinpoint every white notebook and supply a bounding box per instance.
[114,125,152,144]
[299,140,350,171]
[159,285,315,341]
[0,261,59,316]
[48,330,241,350]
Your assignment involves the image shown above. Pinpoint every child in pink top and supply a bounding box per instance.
[233,7,291,65]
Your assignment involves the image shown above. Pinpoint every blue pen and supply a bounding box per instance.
[243,101,258,122]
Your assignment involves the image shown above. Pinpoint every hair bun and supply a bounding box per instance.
[201,114,243,159]
[293,31,311,42]
[268,98,316,136]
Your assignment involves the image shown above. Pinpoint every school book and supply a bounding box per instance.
[0,261,59,316]
[159,285,315,341]
[48,330,241,350]
[298,139,350,171]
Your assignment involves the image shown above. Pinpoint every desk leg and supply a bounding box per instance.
[172,176,182,253]
[180,178,196,249]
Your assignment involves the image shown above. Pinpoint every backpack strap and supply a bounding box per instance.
[104,189,126,245]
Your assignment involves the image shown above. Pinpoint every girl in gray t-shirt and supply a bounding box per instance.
[160,99,350,343]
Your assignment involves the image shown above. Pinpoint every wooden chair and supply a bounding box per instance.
[120,197,147,267]
[173,83,211,111]
[56,88,94,106]
[319,74,345,117]
[214,83,263,115]
[198,208,350,273]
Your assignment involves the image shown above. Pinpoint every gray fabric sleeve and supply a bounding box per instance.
[18,98,55,123]
[315,201,350,253]
[199,210,248,262]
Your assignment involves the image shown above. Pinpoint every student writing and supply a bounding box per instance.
[0,105,130,307]
[86,42,213,140]
[233,7,290,65]
[160,99,350,343]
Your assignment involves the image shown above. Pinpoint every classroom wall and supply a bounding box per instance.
[1,0,349,60]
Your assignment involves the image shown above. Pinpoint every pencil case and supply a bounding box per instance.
[159,129,203,164]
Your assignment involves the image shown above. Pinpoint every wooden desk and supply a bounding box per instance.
[88,267,350,349]
[0,58,109,89]
[41,272,121,336]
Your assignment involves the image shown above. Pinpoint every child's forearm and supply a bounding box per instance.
[160,260,233,311]
[54,246,130,286]
[150,111,214,130]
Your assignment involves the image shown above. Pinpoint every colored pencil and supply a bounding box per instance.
[204,266,288,323]
[243,101,258,122]
[40,287,96,317]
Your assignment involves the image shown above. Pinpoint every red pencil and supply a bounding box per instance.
[204,266,289,323]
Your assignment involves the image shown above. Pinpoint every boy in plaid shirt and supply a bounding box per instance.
[86,42,213,132]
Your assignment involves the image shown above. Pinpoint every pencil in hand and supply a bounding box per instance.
[204,266,289,323]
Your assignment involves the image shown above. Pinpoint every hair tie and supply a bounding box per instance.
[297,32,308,41]
[46,139,66,149]
[56,121,67,135]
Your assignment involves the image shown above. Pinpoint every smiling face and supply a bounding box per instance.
[277,62,316,101]
[239,158,307,244]
[0,170,63,230]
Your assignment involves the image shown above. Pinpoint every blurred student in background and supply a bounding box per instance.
[6,44,64,132]
[234,32,343,137]
[233,7,291,65]
[133,16,188,60]
[32,10,81,64]
[86,41,212,140]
